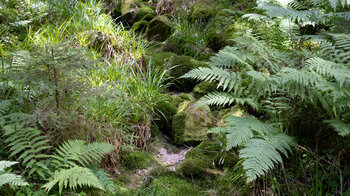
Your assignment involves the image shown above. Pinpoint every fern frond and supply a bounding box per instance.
[2,125,52,179]
[91,167,116,194]
[0,161,28,187]
[0,160,18,171]
[324,119,350,136]
[0,100,11,116]
[210,115,295,182]
[51,140,114,168]
[42,166,104,194]
[182,67,238,91]
[306,57,350,85]
[240,133,294,182]
[198,92,260,110]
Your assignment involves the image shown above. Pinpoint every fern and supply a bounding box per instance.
[324,119,350,136]
[42,166,104,194]
[43,140,114,194]
[0,160,28,187]
[2,124,52,179]
[50,140,114,169]
[209,115,295,182]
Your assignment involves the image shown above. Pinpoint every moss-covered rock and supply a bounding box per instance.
[120,0,142,25]
[193,81,217,99]
[132,20,149,33]
[145,51,176,70]
[169,55,209,91]
[121,151,156,170]
[146,15,172,41]
[154,95,177,136]
[190,0,226,22]
[172,101,213,145]
[143,175,201,196]
[178,93,195,101]
[180,140,229,178]
[135,6,155,21]
[206,9,242,51]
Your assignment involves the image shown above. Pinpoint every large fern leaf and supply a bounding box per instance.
[2,125,52,179]
[0,161,28,187]
[324,119,350,136]
[42,166,105,194]
[51,140,114,168]
[209,115,295,182]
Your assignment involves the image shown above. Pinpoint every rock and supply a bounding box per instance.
[190,0,226,22]
[135,6,155,21]
[146,51,177,69]
[172,101,213,145]
[145,175,201,195]
[206,9,242,51]
[179,140,229,178]
[120,0,143,25]
[168,55,209,91]
[193,81,217,99]
[216,105,244,126]
[121,151,157,170]
[146,15,172,41]
[132,20,149,33]
[154,95,177,136]
[178,93,195,102]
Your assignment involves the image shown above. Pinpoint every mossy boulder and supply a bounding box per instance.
[121,151,156,170]
[154,95,177,136]
[146,15,172,41]
[120,0,143,25]
[193,81,217,99]
[144,175,201,196]
[218,105,244,126]
[206,9,242,51]
[135,6,155,21]
[190,0,227,22]
[145,51,176,70]
[132,20,149,33]
[172,101,213,145]
[169,55,209,91]
[180,140,228,178]
[178,93,195,101]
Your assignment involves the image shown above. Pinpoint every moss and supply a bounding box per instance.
[172,111,187,145]
[132,20,148,33]
[135,6,155,21]
[190,0,226,22]
[179,93,195,101]
[206,9,242,51]
[162,33,204,58]
[155,95,177,136]
[146,15,172,41]
[172,101,213,145]
[121,151,155,170]
[193,81,217,99]
[171,95,183,107]
[169,55,209,91]
[143,175,201,196]
[180,140,225,178]
[145,52,176,70]
[180,158,208,177]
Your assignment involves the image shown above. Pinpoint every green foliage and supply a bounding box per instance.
[2,124,51,179]
[0,160,28,187]
[183,26,350,184]
[43,140,114,194]
[209,116,294,182]
[50,140,114,168]
[140,175,201,196]
[42,166,104,194]
[121,151,155,170]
